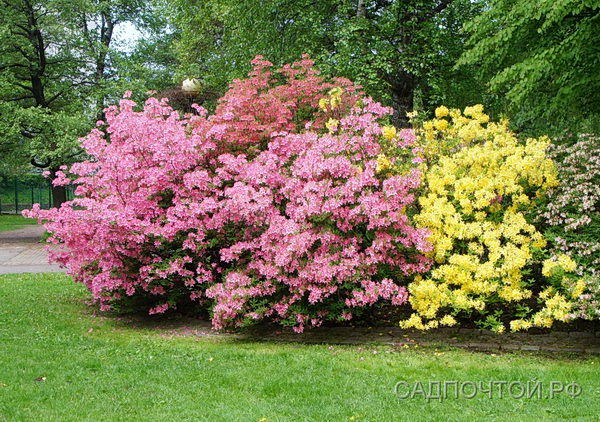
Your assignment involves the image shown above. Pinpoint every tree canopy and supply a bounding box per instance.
[0,0,174,204]
[171,0,484,125]
[459,0,600,134]
[1,0,598,207]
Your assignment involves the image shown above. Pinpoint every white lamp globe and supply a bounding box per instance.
[182,78,201,93]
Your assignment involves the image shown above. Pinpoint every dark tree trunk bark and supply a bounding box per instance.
[419,82,433,112]
[52,184,67,208]
[94,13,115,121]
[49,168,67,208]
[389,71,415,128]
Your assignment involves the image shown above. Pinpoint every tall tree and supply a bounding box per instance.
[458,0,600,134]
[0,0,174,206]
[70,0,169,114]
[0,0,87,205]
[171,0,483,125]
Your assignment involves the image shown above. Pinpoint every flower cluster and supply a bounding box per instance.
[25,56,430,332]
[567,276,600,321]
[401,106,581,332]
[537,134,600,319]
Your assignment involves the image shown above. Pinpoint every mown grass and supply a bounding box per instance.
[0,273,598,421]
[0,214,36,232]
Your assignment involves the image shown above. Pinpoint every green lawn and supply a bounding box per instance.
[0,214,36,232]
[0,274,598,421]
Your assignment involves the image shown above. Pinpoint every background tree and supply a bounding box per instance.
[0,0,173,206]
[0,0,88,205]
[68,0,174,114]
[170,0,484,125]
[3,0,597,211]
[458,0,600,135]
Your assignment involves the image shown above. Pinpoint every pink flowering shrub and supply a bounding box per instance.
[25,56,431,331]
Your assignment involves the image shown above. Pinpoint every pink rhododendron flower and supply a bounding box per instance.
[25,56,431,331]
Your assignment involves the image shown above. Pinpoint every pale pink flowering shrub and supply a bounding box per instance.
[537,134,600,320]
[26,56,431,331]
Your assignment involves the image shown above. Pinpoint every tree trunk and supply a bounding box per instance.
[418,82,433,112]
[52,184,67,208]
[389,72,415,127]
[357,0,366,18]
[49,168,67,208]
[94,13,115,121]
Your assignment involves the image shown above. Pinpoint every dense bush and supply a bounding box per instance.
[537,134,600,320]
[26,56,431,332]
[26,56,595,334]
[400,106,583,332]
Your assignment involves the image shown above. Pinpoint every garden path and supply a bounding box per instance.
[0,225,63,274]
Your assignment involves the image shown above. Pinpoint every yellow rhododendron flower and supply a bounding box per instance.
[509,319,532,331]
[327,87,344,109]
[435,105,449,118]
[494,325,506,334]
[325,118,339,133]
[330,95,342,109]
[318,97,329,111]
[381,125,397,140]
[328,86,343,97]
[557,255,577,272]
[440,315,457,326]
[401,105,578,333]
[542,254,577,277]
[376,154,392,173]
[434,119,448,131]
[570,280,586,299]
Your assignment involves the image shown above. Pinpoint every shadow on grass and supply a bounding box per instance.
[82,303,599,359]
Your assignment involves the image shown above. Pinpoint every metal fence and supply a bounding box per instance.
[0,175,74,214]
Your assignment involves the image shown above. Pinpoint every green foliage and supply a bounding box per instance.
[459,0,600,135]
[0,0,86,172]
[170,0,485,124]
[536,134,600,320]
[0,0,174,178]
[0,103,89,173]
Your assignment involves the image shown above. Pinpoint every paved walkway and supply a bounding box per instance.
[0,224,47,243]
[0,225,63,274]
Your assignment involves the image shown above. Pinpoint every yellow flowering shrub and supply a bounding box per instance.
[381,125,397,140]
[401,105,581,333]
